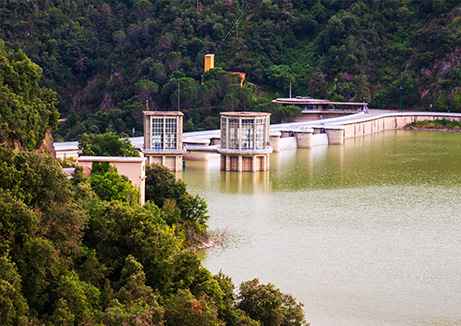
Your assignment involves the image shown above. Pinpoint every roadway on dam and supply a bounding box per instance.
[53,109,461,158]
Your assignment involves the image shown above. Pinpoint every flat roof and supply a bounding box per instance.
[143,111,184,116]
[220,112,270,117]
[273,98,367,106]
[77,156,146,163]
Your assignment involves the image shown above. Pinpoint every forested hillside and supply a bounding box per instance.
[1,0,460,140]
[0,145,308,325]
[0,47,307,325]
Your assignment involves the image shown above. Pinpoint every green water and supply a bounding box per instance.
[182,130,461,326]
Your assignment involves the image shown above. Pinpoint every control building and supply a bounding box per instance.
[142,111,184,171]
[218,112,272,172]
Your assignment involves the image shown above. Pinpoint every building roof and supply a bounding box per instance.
[77,156,146,163]
[143,111,184,116]
[220,112,271,117]
[273,97,367,106]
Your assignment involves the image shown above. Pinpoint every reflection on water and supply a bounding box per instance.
[220,171,270,194]
[182,131,461,326]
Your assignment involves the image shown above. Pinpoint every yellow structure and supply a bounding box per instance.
[204,54,215,72]
[218,112,272,172]
[230,72,246,87]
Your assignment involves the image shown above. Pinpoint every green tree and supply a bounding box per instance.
[0,41,59,150]
[135,79,159,105]
[50,298,75,326]
[0,255,30,326]
[0,145,72,210]
[54,271,100,324]
[79,132,140,157]
[237,279,306,326]
[265,65,296,94]
[0,190,39,255]
[145,163,209,225]
[90,162,140,205]
[145,163,187,207]
[164,288,220,326]
[84,201,177,292]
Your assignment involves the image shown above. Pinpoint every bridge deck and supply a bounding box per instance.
[54,110,461,159]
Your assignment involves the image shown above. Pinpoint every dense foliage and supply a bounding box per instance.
[1,0,459,141]
[0,35,309,326]
[145,163,210,247]
[90,162,141,205]
[0,146,308,325]
[79,132,140,157]
[0,40,59,149]
[237,279,306,326]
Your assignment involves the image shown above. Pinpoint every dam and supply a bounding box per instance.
[54,110,461,163]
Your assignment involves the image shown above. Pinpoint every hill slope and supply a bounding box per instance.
[1,0,460,140]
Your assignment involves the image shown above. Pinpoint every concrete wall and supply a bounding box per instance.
[294,111,356,122]
[279,136,298,150]
[272,133,328,151]
[268,112,461,150]
[312,134,329,146]
[220,154,270,172]
[146,154,183,171]
[183,152,210,161]
[341,113,461,140]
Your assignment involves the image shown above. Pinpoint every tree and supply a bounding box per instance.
[0,190,39,255]
[251,99,300,124]
[265,65,296,94]
[133,0,154,21]
[145,163,209,225]
[135,79,159,105]
[0,145,72,210]
[145,163,187,207]
[83,200,179,293]
[90,162,140,205]
[164,289,220,326]
[0,41,59,150]
[79,132,140,157]
[53,271,100,324]
[237,279,307,326]
[0,255,30,326]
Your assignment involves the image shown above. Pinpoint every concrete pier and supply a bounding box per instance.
[294,129,314,148]
[326,127,345,145]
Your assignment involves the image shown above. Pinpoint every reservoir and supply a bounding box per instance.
[182,130,461,326]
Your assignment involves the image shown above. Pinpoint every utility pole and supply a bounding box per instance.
[236,20,239,39]
[399,78,403,111]
[177,82,180,110]
[289,83,292,98]
[237,0,243,40]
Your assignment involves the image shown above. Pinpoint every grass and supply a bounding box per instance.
[406,118,461,130]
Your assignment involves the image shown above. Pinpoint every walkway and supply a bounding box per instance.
[53,110,461,159]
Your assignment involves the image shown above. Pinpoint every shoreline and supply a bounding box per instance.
[403,126,461,132]
[184,237,216,251]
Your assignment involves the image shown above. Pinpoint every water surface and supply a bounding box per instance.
[182,130,461,326]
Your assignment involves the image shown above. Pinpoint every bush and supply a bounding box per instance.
[237,278,307,326]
